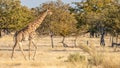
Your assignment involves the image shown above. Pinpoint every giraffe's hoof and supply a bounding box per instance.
[11,57,14,60]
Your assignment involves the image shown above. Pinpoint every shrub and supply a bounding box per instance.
[67,53,86,62]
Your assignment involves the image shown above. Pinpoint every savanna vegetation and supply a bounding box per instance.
[0,0,120,68]
[1,0,120,46]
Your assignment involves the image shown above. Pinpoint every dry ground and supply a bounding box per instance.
[0,35,120,68]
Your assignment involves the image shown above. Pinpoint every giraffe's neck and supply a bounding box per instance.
[37,11,48,25]
[28,10,48,32]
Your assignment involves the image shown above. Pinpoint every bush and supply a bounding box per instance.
[67,53,86,62]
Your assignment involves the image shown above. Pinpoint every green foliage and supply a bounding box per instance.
[71,0,120,36]
[103,4,120,35]
[0,0,35,31]
[0,0,120,36]
[36,0,77,36]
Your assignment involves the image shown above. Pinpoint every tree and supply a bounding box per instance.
[0,0,35,37]
[102,1,120,46]
[71,0,120,46]
[36,0,77,48]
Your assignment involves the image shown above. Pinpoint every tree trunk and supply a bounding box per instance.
[74,36,77,47]
[90,31,94,38]
[61,36,68,47]
[110,35,111,43]
[4,28,10,35]
[0,29,2,38]
[111,36,114,47]
[100,27,105,47]
[100,33,105,46]
[116,34,118,43]
[50,31,54,48]
[50,34,54,48]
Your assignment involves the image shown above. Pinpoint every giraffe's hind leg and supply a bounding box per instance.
[11,41,17,60]
[18,42,27,60]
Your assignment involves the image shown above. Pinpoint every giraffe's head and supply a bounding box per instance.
[46,9,52,15]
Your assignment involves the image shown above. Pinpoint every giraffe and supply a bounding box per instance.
[11,9,52,60]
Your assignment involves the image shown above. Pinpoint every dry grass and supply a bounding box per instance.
[76,43,120,68]
[66,53,88,68]
[0,36,120,68]
[67,53,86,62]
[102,54,120,68]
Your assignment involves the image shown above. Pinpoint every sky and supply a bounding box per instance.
[20,0,82,8]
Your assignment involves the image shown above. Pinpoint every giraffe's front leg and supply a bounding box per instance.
[29,39,32,60]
